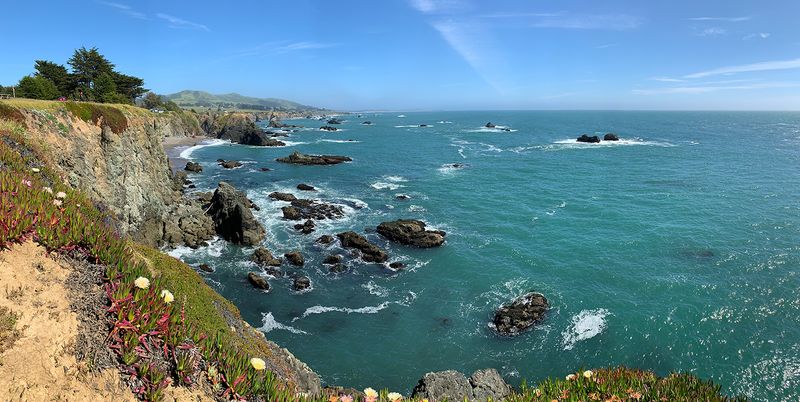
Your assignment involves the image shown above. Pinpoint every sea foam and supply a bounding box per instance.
[259,312,308,334]
[179,139,229,159]
[561,309,611,350]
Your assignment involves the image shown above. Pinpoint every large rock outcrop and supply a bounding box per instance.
[198,111,284,146]
[411,369,512,401]
[277,151,352,165]
[377,220,446,248]
[207,182,266,246]
[336,232,388,263]
[491,292,549,336]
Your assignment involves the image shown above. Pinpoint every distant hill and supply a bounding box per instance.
[164,90,321,111]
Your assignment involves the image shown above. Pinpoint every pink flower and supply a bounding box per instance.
[21,179,32,188]
[340,395,353,402]
[53,199,63,207]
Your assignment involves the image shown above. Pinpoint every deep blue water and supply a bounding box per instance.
[169,111,800,401]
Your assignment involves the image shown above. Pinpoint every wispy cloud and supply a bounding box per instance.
[529,14,642,30]
[743,32,771,40]
[633,82,800,95]
[482,12,565,19]
[595,43,618,49]
[697,27,726,36]
[274,42,338,52]
[156,13,209,31]
[650,77,686,83]
[97,1,146,19]
[408,0,467,14]
[688,16,751,22]
[684,57,800,79]
[231,41,338,58]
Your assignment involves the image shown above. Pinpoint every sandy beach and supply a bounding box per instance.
[163,135,206,172]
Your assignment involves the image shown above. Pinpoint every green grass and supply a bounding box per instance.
[0,102,25,123]
[64,101,128,134]
[0,306,20,354]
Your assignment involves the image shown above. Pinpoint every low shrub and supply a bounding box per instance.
[65,101,128,134]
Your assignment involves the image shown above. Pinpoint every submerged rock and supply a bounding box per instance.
[323,255,342,265]
[389,262,406,270]
[284,251,305,266]
[577,134,601,143]
[282,199,344,221]
[492,292,548,336]
[336,231,388,263]
[276,151,352,165]
[198,263,214,273]
[485,122,496,128]
[377,219,446,248]
[207,182,265,245]
[411,369,512,402]
[294,219,316,234]
[361,121,372,125]
[251,247,282,267]
[604,133,619,141]
[184,161,203,172]
[219,160,242,169]
[297,183,316,191]
[327,118,342,124]
[293,276,311,291]
[329,263,348,273]
[247,272,270,290]
[269,192,297,202]
[319,125,338,132]
[316,234,335,245]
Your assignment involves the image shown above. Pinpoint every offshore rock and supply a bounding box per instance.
[251,247,282,267]
[207,182,266,245]
[336,231,388,263]
[577,134,601,143]
[377,219,446,248]
[491,292,548,336]
[247,272,270,290]
[276,151,351,165]
[411,369,512,402]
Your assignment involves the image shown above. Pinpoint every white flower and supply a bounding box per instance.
[250,357,266,370]
[160,289,174,303]
[363,388,378,398]
[31,167,40,173]
[566,373,576,381]
[56,191,67,199]
[134,276,150,289]
[42,187,53,194]
[583,370,593,379]
[387,392,402,401]
[52,199,63,207]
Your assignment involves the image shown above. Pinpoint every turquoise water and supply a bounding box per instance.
[170,111,800,401]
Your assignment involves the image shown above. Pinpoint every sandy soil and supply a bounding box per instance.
[0,241,136,401]
[163,136,206,173]
[0,242,215,402]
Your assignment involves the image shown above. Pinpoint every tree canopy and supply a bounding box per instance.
[13,47,146,104]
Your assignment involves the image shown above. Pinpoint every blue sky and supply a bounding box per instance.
[1,0,799,110]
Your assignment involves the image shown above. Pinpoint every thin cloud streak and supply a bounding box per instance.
[697,27,726,36]
[530,14,642,30]
[688,16,751,22]
[684,58,800,79]
[97,1,147,19]
[156,13,210,31]
[743,32,771,40]
[633,82,800,95]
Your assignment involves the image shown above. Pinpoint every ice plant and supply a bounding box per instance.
[364,387,378,402]
[52,199,62,207]
[134,276,150,289]
[387,392,402,402]
[566,373,576,380]
[250,357,266,370]
[42,186,52,194]
[583,370,593,379]
[21,179,31,187]
[340,395,353,402]
[56,191,66,199]
[161,289,175,303]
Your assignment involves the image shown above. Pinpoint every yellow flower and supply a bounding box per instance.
[250,357,266,370]
[533,389,542,396]
[565,373,576,381]
[160,289,175,303]
[329,395,339,402]
[134,276,150,289]
[583,370,593,379]
[363,388,378,398]
[56,191,67,199]
[387,392,402,402]
[31,167,40,173]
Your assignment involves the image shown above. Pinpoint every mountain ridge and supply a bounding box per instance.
[165,90,322,111]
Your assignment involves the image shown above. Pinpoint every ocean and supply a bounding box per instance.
[168,111,800,401]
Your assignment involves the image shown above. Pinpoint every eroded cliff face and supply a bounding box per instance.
[16,104,213,248]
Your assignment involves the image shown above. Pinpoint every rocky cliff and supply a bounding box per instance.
[8,100,213,248]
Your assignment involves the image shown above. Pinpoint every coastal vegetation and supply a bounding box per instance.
[0,99,747,401]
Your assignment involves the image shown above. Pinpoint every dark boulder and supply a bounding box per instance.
[294,219,316,234]
[283,199,344,221]
[316,235,335,245]
[198,263,214,273]
[395,194,411,200]
[323,255,342,265]
[185,161,203,173]
[419,124,430,127]
[320,125,338,131]
[336,231,388,263]
[282,206,302,220]
[269,192,297,202]
[377,220,446,248]
[219,160,243,169]
[276,151,352,165]
[491,292,548,336]
[247,272,270,290]
[258,167,272,172]
[327,118,342,124]
[297,183,316,191]
[329,264,348,273]
[251,247,282,267]
[389,262,406,270]
[577,134,601,143]
[284,251,305,266]
[240,131,286,146]
[207,182,266,245]
[293,276,311,291]
[603,133,619,141]
[485,122,496,128]
[361,121,372,125]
